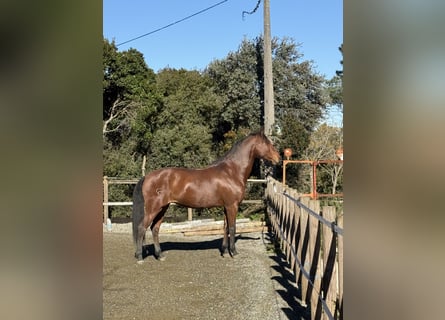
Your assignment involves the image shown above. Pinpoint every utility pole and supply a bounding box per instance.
[263,0,274,138]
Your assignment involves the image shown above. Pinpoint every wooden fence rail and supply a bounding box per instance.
[266,177,343,320]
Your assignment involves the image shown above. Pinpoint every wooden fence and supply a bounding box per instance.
[266,177,343,320]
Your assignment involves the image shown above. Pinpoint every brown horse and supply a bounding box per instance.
[132,129,280,262]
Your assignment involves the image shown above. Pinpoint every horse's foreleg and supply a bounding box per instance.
[151,206,168,261]
[221,211,229,256]
[226,204,239,257]
[229,225,238,256]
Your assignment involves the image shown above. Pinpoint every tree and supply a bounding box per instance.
[326,44,343,109]
[271,37,330,131]
[147,68,222,170]
[270,36,330,165]
[103,38,158,143]
[205,36,329,154]
[155,68,222,130]
[103,38,160,217]
[205,38,262,136]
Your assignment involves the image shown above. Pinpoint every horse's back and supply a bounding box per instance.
[142,166,240,208]
[144,167,208,185]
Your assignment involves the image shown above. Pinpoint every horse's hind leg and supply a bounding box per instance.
[151,206,168,261]
[135,223,147,263]
[135,210,156,263]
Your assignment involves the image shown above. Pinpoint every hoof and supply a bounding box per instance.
[220,248,228,257]
[135,252,143,260]
[156,252,166,261]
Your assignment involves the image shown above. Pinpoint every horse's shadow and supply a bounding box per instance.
[141,234,259,259]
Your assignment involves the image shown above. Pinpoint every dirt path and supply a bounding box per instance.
[103,229,308,320]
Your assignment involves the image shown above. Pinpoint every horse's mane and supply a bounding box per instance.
[211,131,264,165]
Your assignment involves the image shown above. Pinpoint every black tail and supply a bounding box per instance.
[132,176,145,244]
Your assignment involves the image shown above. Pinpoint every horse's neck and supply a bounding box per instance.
[230,140,256,183]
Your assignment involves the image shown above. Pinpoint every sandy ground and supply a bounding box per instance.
[103,228,309,320]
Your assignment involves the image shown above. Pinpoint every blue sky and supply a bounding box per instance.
[103,0,342,79]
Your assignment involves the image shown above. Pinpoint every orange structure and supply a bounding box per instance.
[282,148,343,199]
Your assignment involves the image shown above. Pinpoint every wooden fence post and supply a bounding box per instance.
[103,176,109,224]
[307,199,322,320]
[290,189,299,281]
[283,190,291,259]
[321,206,337,320]
[267,179,276,236]
[288,189,298,272]
[187,208,193,221]
[298,196,310,306]
[337,213,344,319]
[277,182,285,250]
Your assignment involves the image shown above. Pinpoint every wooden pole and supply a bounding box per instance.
[263,0,274,137]
[312,161,317,199]
[187,208,193,221]
[141,155,146,176]
[282,160,287,185]
[103,176,109,224]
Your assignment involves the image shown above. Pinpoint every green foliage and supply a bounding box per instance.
[103,38,159,149]
[206,36,328,170]
[271,38,330,131]
[103,37,160,184]
[147,68,222,170]
[103,139,139,178]
[205,36,329,139]
[274,119,310,186]
[206,38,262,133]
[148,124,213,170]
[327,44,343,108]
[327,75,342,107]
[155,68,222,130]
[103,39,156,106]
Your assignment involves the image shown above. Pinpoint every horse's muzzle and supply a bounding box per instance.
[270,153,281,164]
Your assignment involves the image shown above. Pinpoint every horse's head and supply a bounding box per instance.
[253,130,280,164]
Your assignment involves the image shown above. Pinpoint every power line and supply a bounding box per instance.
[117,0,229,47]
[242,0,261,20]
